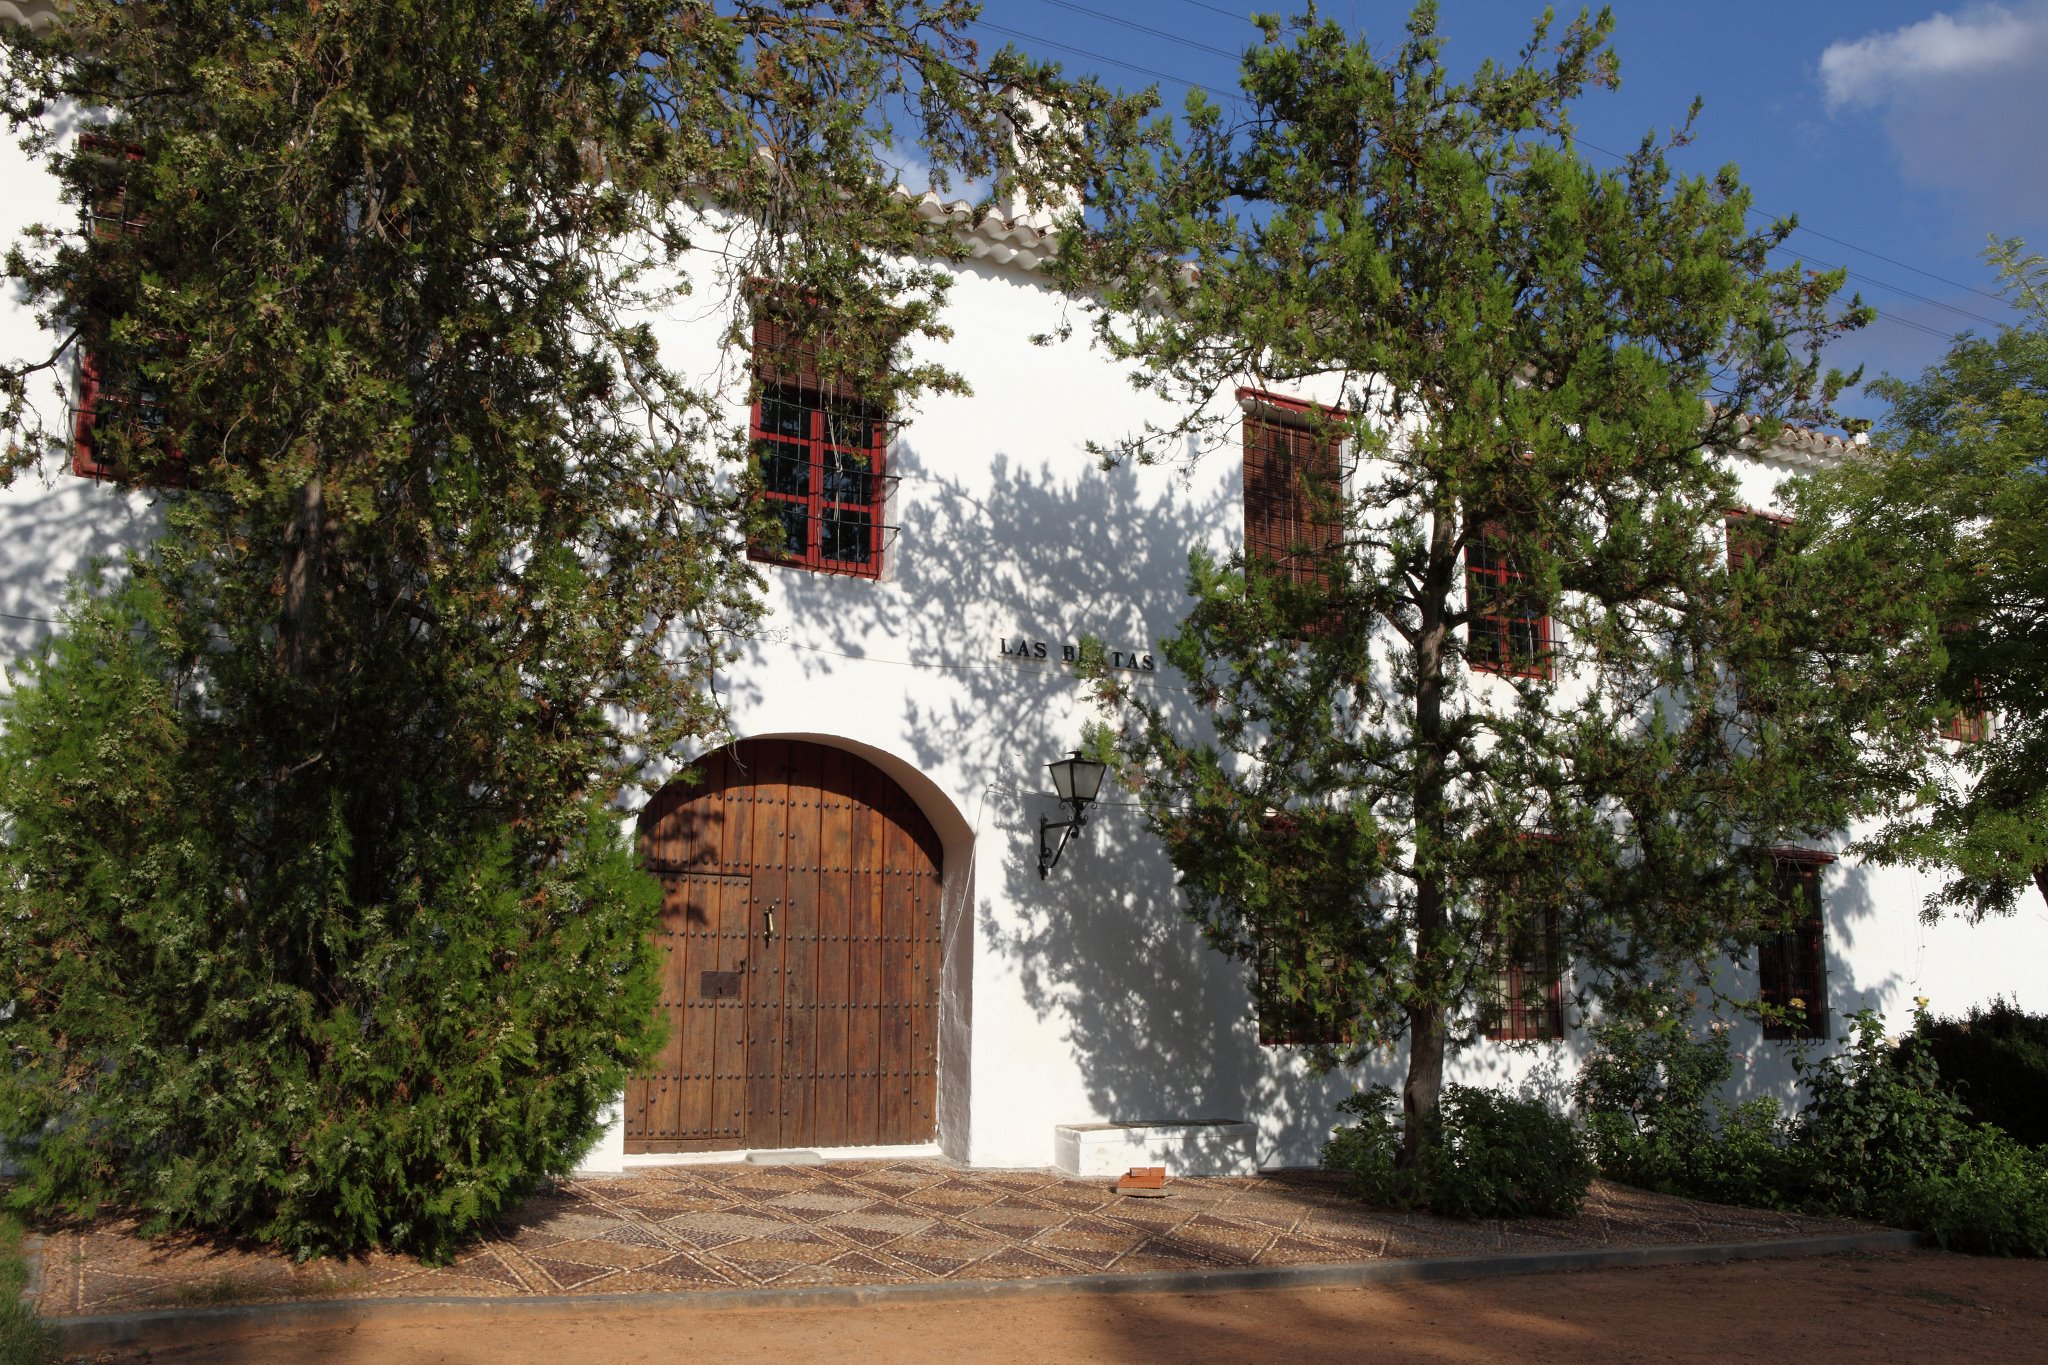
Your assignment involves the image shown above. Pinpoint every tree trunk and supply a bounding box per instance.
[1401,1002,1448,1164]
[1401,490,1458,1168]
[278,477,325,679]
[2034,862,2048,910]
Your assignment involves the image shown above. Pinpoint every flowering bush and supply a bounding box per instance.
[1573,1005,1796,1206]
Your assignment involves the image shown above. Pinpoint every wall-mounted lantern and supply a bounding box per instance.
[1039,750,1109,880]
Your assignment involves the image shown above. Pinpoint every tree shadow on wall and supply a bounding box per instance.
[767,442,1383,1165]
[0,471,167,681]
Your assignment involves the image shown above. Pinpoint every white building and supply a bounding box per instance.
[3,76,2044,1182]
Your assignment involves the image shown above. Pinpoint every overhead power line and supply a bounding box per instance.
[1041,0,1246,62]
[1788,224,2010,306]
[975,19,1223,96]
[1169,0,1258,20]
[976,7,2005,344]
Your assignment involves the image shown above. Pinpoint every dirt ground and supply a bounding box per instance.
[69,1250,2048,1364]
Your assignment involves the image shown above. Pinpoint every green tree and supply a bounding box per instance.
[0,1,1087,1257]
[1799,237,2048,919]
[1059,3,1915,1163]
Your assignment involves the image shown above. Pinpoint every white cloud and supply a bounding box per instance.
[1817,3,2048,220]
[1820,4,2046,108]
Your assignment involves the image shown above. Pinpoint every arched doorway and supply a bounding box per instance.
[626,738,945,1153]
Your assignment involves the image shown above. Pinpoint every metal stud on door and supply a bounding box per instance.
[627,740,944,1155]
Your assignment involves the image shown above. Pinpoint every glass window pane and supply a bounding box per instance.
[761,392,809,441]
[823,398,882,448]
[760,441,809,496]
[771,500,808,558]
[821,507,872,565]
[821,449,872,505]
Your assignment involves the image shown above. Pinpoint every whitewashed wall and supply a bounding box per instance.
[0,108,164,685]
[2,116,2043,1174]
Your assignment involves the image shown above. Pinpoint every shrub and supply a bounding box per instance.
[1685,1097,1800,1210]
[1573,1010,1728,1192]
[1884,1123,2048,1258]
[1323,1084,1593,1219]
[0,584,667,1261]
[1576,1003,2048,1256]
[1910,999,2048,1147]
[1792,1008,1972,1218]
[1572,1008,1798,1205]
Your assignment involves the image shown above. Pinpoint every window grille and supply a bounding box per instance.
[1466,522,1551,678]
[1759,852,1830,1040]
[1483,908,1563,1042]
[748,308,896,578]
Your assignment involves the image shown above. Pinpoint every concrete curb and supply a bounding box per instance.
[54,1228,1927,1354]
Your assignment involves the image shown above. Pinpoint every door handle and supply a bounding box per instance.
[764,902,777,941]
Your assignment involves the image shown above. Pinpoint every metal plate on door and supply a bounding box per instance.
[699,970,743,1001]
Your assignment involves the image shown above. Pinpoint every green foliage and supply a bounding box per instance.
[1577,1005,2048,1255]
[1323,1083,1592,1219]
[1574,1007,1795,1207]
[1885,1123,2048,1258]
[0,1,1104,1256]
[1910,999,2048,1146]
[0,1212,58,1365]
[1061,1,1895,1160]
[1792,1008,1973,1218]
[0,581,667,1259]
[1796,1010,2048,1255]
[1799,235,2048,920]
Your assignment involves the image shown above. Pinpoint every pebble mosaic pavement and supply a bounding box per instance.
[35,1160,1875,1317]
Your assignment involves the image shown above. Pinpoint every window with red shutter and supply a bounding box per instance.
[1724,508,1792,576]
[747,303,892,578]
[1465,522,1551,679]
[1723,508,1795,709]
[1940,707,1991,744]
[1939,661,1990,743]
[1759,851,1830,1040]
[1240,391,1344,638]
[78,134,147,241]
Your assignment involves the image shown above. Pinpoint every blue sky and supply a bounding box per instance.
[959,1,2048,425]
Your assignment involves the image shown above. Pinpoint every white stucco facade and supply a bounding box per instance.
[4,111,2044,1179]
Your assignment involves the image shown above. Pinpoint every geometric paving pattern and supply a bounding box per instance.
[35,1160,1873,1318]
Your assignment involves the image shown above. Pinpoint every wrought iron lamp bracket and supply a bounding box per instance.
[1038,803,1091,880]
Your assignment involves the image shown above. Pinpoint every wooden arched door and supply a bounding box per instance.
[626,738,944,1153]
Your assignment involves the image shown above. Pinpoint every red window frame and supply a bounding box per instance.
[747,311,890,579]
[1465,523,1551,679]
[1484,908,1563,1042]
[1759,850,1831,1041]
[72,351,183,485]
[1940,703,1990,744]
[1240,389,1344,636]
[1940,674,1990,744]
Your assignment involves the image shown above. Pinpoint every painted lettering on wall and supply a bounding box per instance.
[998,636,1157,672]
